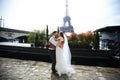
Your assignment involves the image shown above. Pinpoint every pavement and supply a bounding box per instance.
[0,57,120,80]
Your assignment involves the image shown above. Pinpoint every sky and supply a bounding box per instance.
[0,0,120,34]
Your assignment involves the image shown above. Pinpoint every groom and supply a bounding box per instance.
[48,31,58,74]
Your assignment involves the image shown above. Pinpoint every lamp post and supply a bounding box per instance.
[57,26,60,33]
[0,16,4,27]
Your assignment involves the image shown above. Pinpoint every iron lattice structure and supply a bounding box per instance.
[60,0,74,32]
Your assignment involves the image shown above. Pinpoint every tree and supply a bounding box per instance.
[93,31,100,49]
[28,30,46,47]
[68,33,80,48]
[68,31,95,49]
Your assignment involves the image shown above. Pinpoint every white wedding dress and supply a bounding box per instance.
[55,34,75,76]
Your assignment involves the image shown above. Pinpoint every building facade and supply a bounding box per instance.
[95,26,120,50]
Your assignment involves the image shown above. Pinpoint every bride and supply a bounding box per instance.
[55,32,75,77]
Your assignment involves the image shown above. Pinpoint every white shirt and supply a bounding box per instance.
[49,36,58,50]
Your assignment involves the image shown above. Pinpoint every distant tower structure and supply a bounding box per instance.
[60,0,74,32]
[0,16,4,27]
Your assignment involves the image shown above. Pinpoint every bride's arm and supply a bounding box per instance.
[61,40,64,48]
[57,37,64,48]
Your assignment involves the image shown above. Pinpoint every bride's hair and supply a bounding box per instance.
[60,32,64,40]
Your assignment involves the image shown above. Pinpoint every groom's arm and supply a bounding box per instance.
[49,37,58,46]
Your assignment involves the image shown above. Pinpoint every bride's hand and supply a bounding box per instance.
[58,41,64,48]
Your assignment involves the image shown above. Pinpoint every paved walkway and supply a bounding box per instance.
[0,57,120,80]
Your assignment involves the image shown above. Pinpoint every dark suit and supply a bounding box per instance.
[48,36,57,73]
[48,49,56,73]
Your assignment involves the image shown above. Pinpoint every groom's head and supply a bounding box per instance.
[52,31,58,37]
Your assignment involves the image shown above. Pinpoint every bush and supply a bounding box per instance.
[68,31,95,49]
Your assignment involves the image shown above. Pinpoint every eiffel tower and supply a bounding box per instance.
[60,0,74,32]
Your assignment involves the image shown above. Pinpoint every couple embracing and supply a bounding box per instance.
[48,31,75,77]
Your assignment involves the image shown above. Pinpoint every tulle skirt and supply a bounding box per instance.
[55,46,75,76]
